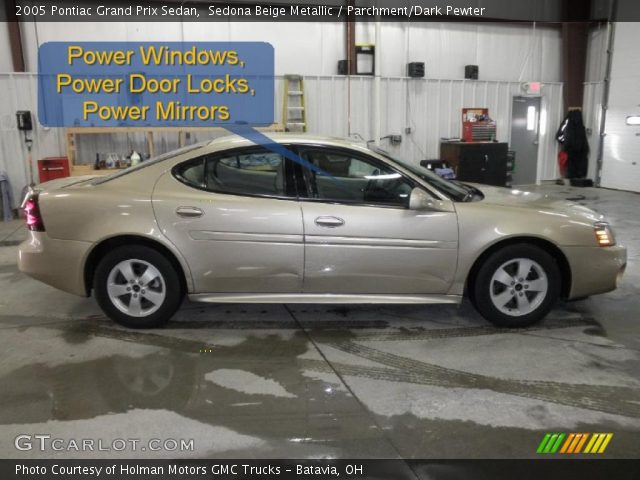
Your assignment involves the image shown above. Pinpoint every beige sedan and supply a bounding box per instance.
[18,134,626,328]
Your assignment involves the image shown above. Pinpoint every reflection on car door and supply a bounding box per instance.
[153,148,304,293]
[297,147,459,294]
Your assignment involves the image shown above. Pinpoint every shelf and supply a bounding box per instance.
[66,124,284,177]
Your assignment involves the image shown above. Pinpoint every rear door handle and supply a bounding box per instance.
[315,216,345,228]
[176,206,204,218]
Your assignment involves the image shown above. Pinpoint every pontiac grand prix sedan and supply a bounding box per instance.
[18,134,626,328]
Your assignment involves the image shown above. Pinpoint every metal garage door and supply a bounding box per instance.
[600,23,640,192]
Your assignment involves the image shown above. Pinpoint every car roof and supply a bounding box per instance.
[93,133,375,186]
[205,132,369,152]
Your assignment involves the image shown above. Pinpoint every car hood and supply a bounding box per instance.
[468,183,604,224]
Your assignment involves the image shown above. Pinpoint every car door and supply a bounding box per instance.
[152,146,304,293]
[295,146,459,294]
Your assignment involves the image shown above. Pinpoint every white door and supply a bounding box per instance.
[600,23,640,192]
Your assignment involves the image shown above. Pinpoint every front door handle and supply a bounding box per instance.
[315,216,345,228]
[176,206,204,218]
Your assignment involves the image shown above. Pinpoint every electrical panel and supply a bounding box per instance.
[355,44,374,75]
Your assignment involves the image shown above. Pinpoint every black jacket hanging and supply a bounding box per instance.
[556,110,589,179]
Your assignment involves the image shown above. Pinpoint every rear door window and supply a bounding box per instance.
[210,151,285,196]
[173,147,296,198]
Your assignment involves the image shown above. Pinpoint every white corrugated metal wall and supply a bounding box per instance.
[0,73,564,201]
[581,23,609,184]
[0,20,567,204]
[0,74,63,202]
[1,73,564,199]
[8,21,563,80]
[581,23,640,192]
[301,76,564,183]
[598,22,640,192]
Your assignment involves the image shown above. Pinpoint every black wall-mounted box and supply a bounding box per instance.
[407,62,425,78]
[16,110,33,131]
[338,59,348,75]
[465,65,479,80]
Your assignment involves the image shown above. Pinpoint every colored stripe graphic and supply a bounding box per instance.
[538,433,613,454]
[544,433,559,453]
[560,433,575,453]
[550,433,565,453]
[598,433,613,453]
[584,434,599,453]
[584,433,613,454]
[537,433,565,453]
[567,433,583,453]
[574,433,589,453]
[537,433,552,453]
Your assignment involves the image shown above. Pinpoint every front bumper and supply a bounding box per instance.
[563,244,627,299]
[17,231,92,297]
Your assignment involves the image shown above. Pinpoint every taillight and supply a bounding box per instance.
[23,194,45,232]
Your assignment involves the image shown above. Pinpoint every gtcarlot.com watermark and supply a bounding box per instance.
[14,434,194,453]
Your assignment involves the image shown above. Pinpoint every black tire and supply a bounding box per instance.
[472,244,560,328]
[94,245,183,328]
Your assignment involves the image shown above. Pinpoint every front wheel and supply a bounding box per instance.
[94,246,183,328]
[472,244,561,328]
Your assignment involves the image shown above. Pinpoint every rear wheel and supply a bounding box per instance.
[94,246,183,328]
[473,244,560,328]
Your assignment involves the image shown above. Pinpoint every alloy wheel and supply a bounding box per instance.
[106,259,166,317]
[489,257,548,316]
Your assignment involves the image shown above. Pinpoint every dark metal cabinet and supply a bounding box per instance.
[439,141,509,187]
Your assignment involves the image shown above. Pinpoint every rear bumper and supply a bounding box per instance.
[563,244,627,299]
[17,232,91,296]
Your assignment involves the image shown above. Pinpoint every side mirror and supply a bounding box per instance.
[409,187,452,212]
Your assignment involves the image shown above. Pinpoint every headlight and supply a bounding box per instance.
[594,221,615,247]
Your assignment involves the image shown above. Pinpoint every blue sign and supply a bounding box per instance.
[37,42,274,127]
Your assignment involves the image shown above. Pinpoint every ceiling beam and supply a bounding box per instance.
[346,0,356,75]
[561,0,592,110]
[4,0,25,72]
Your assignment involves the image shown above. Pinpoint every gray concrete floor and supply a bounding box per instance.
[0,184,639,460]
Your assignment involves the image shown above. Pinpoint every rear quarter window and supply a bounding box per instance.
[174,158,206,189]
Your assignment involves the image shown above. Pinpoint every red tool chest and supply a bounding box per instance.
[461,108,497,142]
[38,157,70,183]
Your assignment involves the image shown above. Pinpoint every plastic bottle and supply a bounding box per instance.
[130,150,141,167]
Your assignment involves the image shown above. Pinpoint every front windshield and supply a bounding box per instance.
[371,147,469,201]
[92,141,209,185]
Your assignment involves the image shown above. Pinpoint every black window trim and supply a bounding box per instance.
[170,143,441,209]
[171,145,299,201]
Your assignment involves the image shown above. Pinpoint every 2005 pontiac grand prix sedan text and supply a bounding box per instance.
[18,134,627,328]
